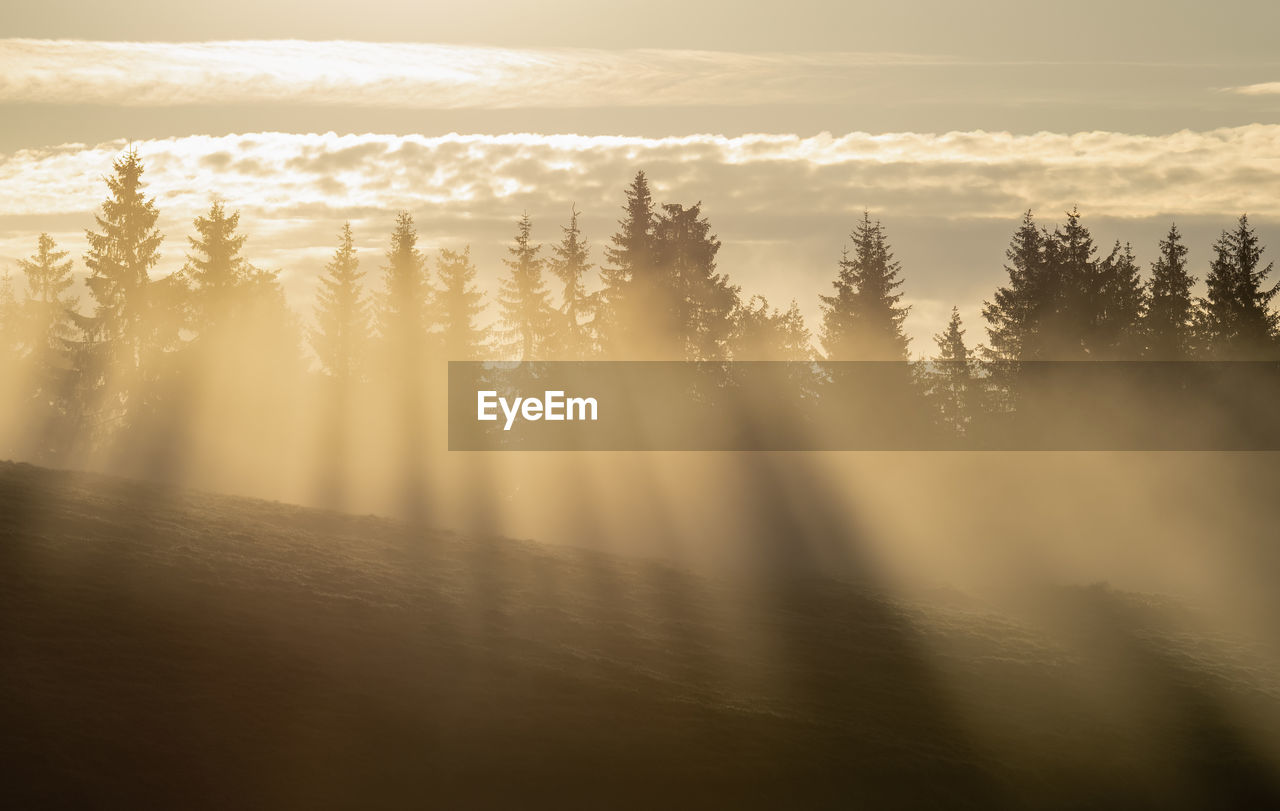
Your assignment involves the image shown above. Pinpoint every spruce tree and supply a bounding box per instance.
[184,200,249,332]
[1145,224,1196,360]
[18,234,80,454]
[548,205,593,359]
[983,211,1048,361]
[19,233,78,360]
[496,213,555,361]
[1046,206,1097,358]
[434,246,488,361]
[0,271,18,364]
[1094,240,1146,358]
[928,307,977,437]
[81,149,164,427]
[377,212,430,351]
[1198,215,1279,359]
[819,211,910,361]
[312,222,370,380]
[732,295,812,360]
[653,201,738,361]
[596,171,657,358]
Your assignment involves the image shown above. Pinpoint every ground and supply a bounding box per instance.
[1,460,1278,808]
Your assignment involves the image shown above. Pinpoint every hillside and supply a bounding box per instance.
[1,460,1278,808]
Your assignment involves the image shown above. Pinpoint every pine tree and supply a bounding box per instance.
[1093,240,1146,359]
[18,234,80,454]
[983,211,1048,361]
[928,307,977,436]
[1145,224,1196,360]
[19,233,78,358]
[548,205,593,359]
[653,202,738,360]
[732,295,812,360]
[1046,206,1097,359]
[596,171,657,358]
[984,208,1126,361]
[376,211,432,366]
[1198,215,1279,359]
[819,211,910,361]
[496,213,555,361]
[312,222,370,380]
[184,200,249,332]
[0,271,19,361]
[434,246,488,361]
[81,149,164,429]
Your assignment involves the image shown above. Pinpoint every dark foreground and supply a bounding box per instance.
[1,461,1278,808]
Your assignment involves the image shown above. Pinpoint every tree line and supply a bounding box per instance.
[1,150,1278,466]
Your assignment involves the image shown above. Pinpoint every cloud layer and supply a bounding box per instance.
[3,127,1278,221]
[0,40,940,108]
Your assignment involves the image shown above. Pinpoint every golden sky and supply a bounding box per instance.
[3,2,1280,351]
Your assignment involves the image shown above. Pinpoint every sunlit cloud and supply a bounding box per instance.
[1225,82,1280,95]
[3,127,1280,222]
[0,40,944,108]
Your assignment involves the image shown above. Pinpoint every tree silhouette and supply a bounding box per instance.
[377,212,430,351]
[1197,215,1279,359]
[434,246,488,361]
[820,211,910,361]
[17,234,80,458]
[1044,206,1097,359]
[653,201,737,361]
[1145,224,1196,360]
[927,307,979,438]
[597,171,657,358]
[1093,240,1146,359]
[548,205,593,359]
[983,211,1048,362]
[496,213,555,361]
[80,149,164,434]
[732,296,812,361]
[184,200,250,334]
[312,222,370,381]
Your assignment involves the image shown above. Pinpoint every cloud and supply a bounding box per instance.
[3,128,1278,222]
[1226,82,1280,96]
[0,40,943,108]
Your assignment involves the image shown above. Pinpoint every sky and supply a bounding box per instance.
[3,1,1280,352]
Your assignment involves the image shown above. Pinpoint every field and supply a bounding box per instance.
[2,460,1278,808]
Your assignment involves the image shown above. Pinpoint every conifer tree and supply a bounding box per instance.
[496,213,555,360]
[732,295,812,360]
[312,222,370,380]
[20,233,78,359]
[434,246,488,361]
[653,201,738,360]
[1145,224,1196,360]
[18,234,80,453]
[596,171,657,357]
[1093,240,1147,358]
[548,205,593,359]
[928,307,978,436]
[983,211,1048,361]
[0,271,18,362]
[1045,206,1097,358]
[1197,215,1279,359]
[184,200,249,332]
[377,212,430,351]
[81,149,164,428]
[819,211,910,361]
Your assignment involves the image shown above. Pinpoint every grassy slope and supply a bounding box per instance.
[1,460,1277,809]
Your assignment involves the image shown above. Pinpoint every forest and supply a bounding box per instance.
[1,150,1278,478]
